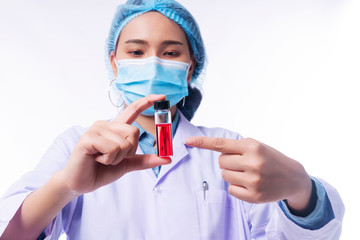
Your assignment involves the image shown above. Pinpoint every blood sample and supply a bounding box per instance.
[156,123,173,157]
[154,100,173,157]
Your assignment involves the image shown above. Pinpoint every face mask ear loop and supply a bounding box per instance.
[183,61,192,108]
[185,60,193,84]
[115,59,120,68]
[108,79,125,108]
[181,97,185,107]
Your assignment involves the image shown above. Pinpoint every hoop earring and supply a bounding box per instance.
[108,79,124,108]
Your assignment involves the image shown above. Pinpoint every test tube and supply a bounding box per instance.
[154,100,173,157]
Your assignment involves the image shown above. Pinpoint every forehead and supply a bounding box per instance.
[118,11,189,44]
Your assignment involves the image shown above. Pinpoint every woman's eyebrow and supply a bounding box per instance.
[124,39,148,45]
[161,40,184,46]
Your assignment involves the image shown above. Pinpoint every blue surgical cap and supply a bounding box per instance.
[105,0,206,121]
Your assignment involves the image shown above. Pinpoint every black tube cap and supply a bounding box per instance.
[154,100,170,110]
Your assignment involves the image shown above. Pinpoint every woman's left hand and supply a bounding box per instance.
[185,137,313,211]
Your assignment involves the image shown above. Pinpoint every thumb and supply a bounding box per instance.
[94,154,171,188]
[124,154,172,173]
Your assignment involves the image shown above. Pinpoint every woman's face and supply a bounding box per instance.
[110,11,195,82]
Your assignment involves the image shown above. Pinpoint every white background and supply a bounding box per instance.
[0,0,359,239]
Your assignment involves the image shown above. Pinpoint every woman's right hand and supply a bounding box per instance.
[0,94,172,240]
[57,94,171,197]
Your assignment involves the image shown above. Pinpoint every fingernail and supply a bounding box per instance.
[161,157,172,164]
[185,137,195,146]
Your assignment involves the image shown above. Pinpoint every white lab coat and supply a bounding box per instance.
[0,112,344,239]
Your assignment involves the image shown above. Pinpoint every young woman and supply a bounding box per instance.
[0,0,344,239]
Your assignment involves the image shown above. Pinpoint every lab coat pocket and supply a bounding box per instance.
[195,190,238,240]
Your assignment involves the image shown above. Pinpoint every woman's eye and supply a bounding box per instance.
[164,51,179,57]
[128,50,143,56]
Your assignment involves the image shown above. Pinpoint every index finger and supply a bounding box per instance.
[114,94,166,124]
[185,136,246,154]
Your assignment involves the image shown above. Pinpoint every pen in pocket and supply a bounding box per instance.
[203,181,209,206]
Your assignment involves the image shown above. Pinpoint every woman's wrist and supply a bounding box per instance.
[1,171,80,239]
[52,170,82,201]
[286,174,313,212]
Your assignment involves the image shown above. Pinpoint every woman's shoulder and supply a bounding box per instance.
[56,117,116,143]
[195,125,243,140]
[50,125,89,153]
[179,112,243,140]
[56,125,88,142]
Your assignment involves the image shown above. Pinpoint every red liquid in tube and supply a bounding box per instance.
[156,123,173,157]
[154,100,173,157]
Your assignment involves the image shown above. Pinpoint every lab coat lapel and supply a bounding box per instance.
[156,112,204,180]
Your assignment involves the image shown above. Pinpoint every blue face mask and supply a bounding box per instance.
[115,56,189,115]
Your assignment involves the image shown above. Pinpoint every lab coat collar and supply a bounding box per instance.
[136,111,205,183]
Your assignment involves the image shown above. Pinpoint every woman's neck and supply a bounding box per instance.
[135,106,177,137]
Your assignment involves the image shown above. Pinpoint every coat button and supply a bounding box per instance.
[153,186,162,194]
